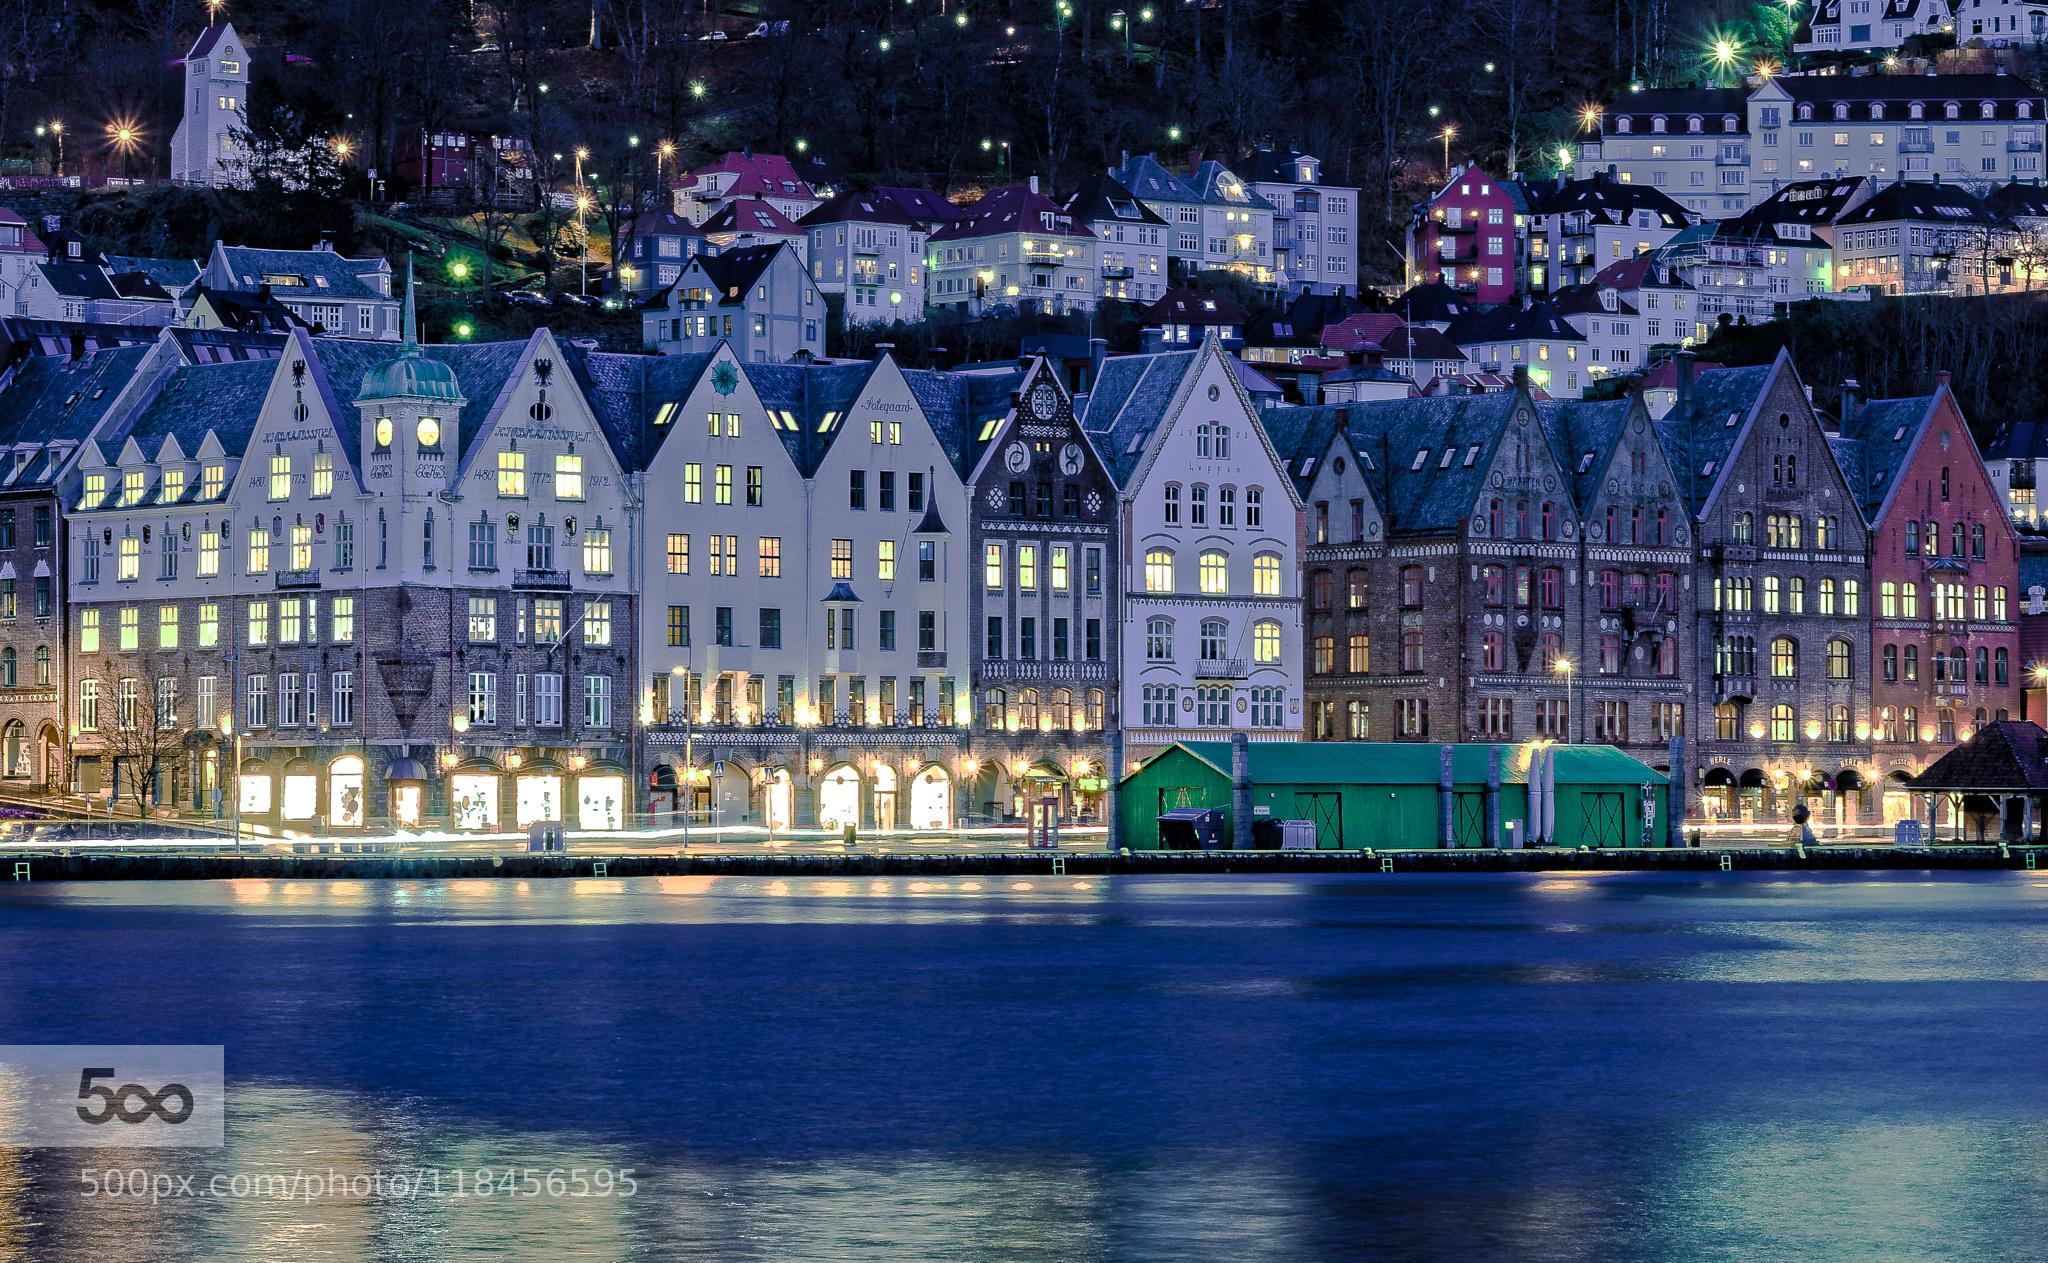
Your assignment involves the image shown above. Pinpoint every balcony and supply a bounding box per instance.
[1100,264,1134,279]
[1901,137,1935,153]
[1715,149,1749,166]
[2011,138,2043,152]
[1021,240,1070,263]
[1195,657,1251,680]
[513,567,572,590]
[276,569,320,589]
[916,650,948,669]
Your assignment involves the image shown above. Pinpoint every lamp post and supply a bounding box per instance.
[669,659,693,848]
[1553,656,1576,743]
[1440,124,1457,172]
[48,121,62,177]
[218,714,241,852]
[2030,663,2048,724]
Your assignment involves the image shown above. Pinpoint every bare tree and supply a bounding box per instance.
[86,659,190,817]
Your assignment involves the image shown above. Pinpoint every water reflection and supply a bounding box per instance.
[0,872,2046,1260]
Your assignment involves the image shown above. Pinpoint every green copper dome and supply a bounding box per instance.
[355,255,467,403]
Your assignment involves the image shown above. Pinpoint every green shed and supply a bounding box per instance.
[1116,741,1670,850]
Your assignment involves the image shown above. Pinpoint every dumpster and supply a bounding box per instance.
[1157,806,1226,850]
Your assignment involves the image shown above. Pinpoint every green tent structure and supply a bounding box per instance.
[1116,740,1671,851]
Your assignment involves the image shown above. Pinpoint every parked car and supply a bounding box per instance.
[702,29,727,41]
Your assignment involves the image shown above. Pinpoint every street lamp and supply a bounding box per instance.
[1709,36,1740,87]
[219,712,240,850]
[2028,663,2048,723]
[1553,656,1575,743]
[1440,123,1458,171]
[670,662,694,847]
[47,121,62,177]
[576,193,593,296]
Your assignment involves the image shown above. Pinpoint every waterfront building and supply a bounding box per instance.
[64,293,638,830]
[632,343,1017,831]
[1658,353,1875,825]
[1082,334,1305,756]
[1837,377,2021,820]
[965,358,1120,824]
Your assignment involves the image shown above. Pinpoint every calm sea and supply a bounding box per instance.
[1,871,2046,1261]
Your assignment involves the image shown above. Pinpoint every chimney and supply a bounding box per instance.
[1676,349,1696,418]
[1839,377,1864,422]
[1512,363,1529,390]
[1935,368,1952,389]
[1606,163,1618,182]
[1089,336,1107,385]
[1188,147,1204,174]
[68,327,85,363]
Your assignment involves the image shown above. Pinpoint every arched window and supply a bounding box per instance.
[1771,637,1797,677]
[1252,620,1282,663]
[1820,577,1837,615]
[1829,705,1851,742]
[1252,553,1281,596]
[1163,483,1181,524]
[1086,689,1105,729]
[1833,102,1849,120]
[1050,689,1072,730]
[1910,102,1925,120]
[1656,507,1670,545]
[1870,102,1885,120]
[1938,707,1957,742]
[1797,103,1813,120]
[1972,523,1985,558]
[1195,423,1213,458]
[1788,576,1805,614]
[1145,618,1174,660]
[1017,689,1040,730]
[1144,549,1175,593]
[1945,101,1960,119]
[1996,647,2010,685]
[1482,630,1506,671]
[1907,521,1921,554]
[1771,703,1796,742]
[1652,115,1667,132]
[1198,550,1228,594]
[1348,633,1369,673]
[1401,566,1423,607]
[982,689,1007,731]
[1826,639,1852,679]
[1538,632,1564,672]
[1200,619,1227,661]
[1982,101,1997,119]
[1617,117,1632,133]
[1686,115,1702,132]
[1347,570,1369,609]
[1488,498,1503,537]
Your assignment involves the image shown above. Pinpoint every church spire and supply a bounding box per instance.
[401,253,419,354]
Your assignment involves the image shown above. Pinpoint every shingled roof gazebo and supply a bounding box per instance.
[1906,721,2048,843]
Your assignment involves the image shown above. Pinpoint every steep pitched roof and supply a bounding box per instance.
[1730,176,1871,230]
[795,189,921,228]
[686,151,815,201]
[627,208,704,239]
[120,357,277,460]
[1241,149,1323,185]
[107,255,200,293]
[871,187,966,225]
[929,185,1094,242]
[1537,397,1636,510]
[1187,160,1275,211]
[1835,180,1996,227]
[1987,180,2048,220]
[1331,391,1530,533]
[1108,153,1204,206]
[1078,349,1200,485]
[1591,254,1696,292]
[1392,281,1474,325]
[1910,721,2048,791]
[301,335,527,476]
[35,263,119,301]
[1521,173,1693,228]
[554,345,715,472]
[1651,360,1779,515]
[1258,404,1373,503]
[1445,301,1586,346]
[1319,314,1407,351]
[0,345,149,460]
[1838,394,1937,522]
[216,245,388,302]
[699,198,804,237]
[1142,290,1245,325]
[1062,172,1169,227]
[901,365,1026,477]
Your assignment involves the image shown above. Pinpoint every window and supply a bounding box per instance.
[1199,551,1228,594]
[290,524,312,571]
[247,526,269,574]
[311,449,334,499]
[245,675,269,729]
[667,533,689,574]
[716,465,733,506]
[269,454,290,501]
[78,679,97,731]
[1017,545,1036,591]
[585,676,612,728]
[1401,566,1423,607]
[1252,553,1281,597]
[1770,703,1796,743]
[667,606,690,647]
[1146,618,1173,661]
[582,526,612,575]
[831,539,852,580]
[1163,484,1180,524]
[1771,637,1797,677]
[198,526,219,577]
[535,674,563,727]
[757,537,781,578]
[469,597,497,643]
[684,464,701,503]
[498,450,526,496]
[157,605,178,648]
[1826,639,1852,679]
[1145,550,1175,593]
[336,521,353,569]
[331,596,354,643]
[117,536,139,582]
[748,467,763,506]
[331,672,354,726]
[985,543,1004,590]
[1246,488,1262,527]
[468,519,498,571]
[1051,546,1069,592]
[556,453,584,500]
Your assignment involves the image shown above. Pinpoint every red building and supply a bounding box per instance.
[1407,165,1523,305]
[1841,377,2021,821]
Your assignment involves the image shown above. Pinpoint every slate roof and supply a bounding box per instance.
[1986,181,2048,221]
[1731,177,1871,230]
[191,285,311,333]
[109,273,175,302]
[741,358,881,476]
[215,246,389,302]
[685,152,815,201]
[1521,173,1693,228]
[1392,281,1474,325]
[1552,284,1640,318]
[1109,154,1205,206]
[1332,391,1532,533]
[1062,172,1169,228]
[0,319,157,359]
[900,366,1026,477]
[930,185,1093,242]
[1835,181,1997,227]
[186,22,231,58]
[1187,161,1275,211]
[1599,88,1750,137]
[1537,397,1636,510]
[1319,314,1406,351]
[558,348,715,471]
[107,255,200,294]
[651,244,788,307]
[1770,73,2043,115]
[0,345,150,489]
[1591,255,1696,292]
[1078,349,1200,486]
[168,328,289,363]
[1987,416,2048,460]
[1909,721,2048,791]
[1444,301,1586,346]
[795,189,922,228]
[1240,149,1326,186]
[871,187,967,226]
[627,208,704,240]
[1651,361,1777,515]
[1142,290,1245,326]
[1838,394,1935,521]
[36,263,120,301]
[118,357,278,464]
[1258,404,1367,502]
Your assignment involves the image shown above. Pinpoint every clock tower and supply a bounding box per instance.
[355,257,469,578]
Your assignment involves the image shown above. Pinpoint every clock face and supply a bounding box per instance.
[1030,383,1059,420]
[1059,442,1083,476]
[1004,440,1031,474]
[375,416,393,447]
[416,416,441,448]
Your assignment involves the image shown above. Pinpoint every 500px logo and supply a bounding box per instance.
[0,1045,222,1147]
[75,1068,195,1126]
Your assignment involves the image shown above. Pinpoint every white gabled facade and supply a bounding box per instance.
[170,23,250,188]
[1109,338,1305,754]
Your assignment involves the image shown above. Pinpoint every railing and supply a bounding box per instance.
[916,650,948,669]
[1022,241,1070,262]
[1195,657,1251,680]
[276,570,320,589]
[2012,139,2044,152]
[1100,264,1134,279]
[513,568,572,589]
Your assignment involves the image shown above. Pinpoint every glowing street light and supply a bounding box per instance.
[1440,123,1458,170]
[106,119,141,181]
[1553,657,1576,743]
[1167,125,1182,141]
[1708,36,1740,86]
[1579,103,1602,132]
[453,321,473,339]
[333,137,352,160]
[955,9,968,24]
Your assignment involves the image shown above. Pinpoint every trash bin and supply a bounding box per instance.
[1157,807,1225,850]
[1278,819,1318,851]
[843,823,857,847]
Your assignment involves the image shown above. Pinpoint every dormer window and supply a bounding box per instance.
[1870,103,1884,120]
[1833,103,1848,120]
[2023,102,2035,119]
[1798,104,1814,120]
[1687,115,1702,133]
[1651,115,1667,132]
[119,470,145,506]
[1911,102,1925,119]
[1722,114,1738,131]
[160,468,185,502]
[66,241,80,259]
[79,472,105,509]
[1946,101,1960,118]
[1617,118,1632,133]
[201,463,224,499]
[1982,101,1997,119]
